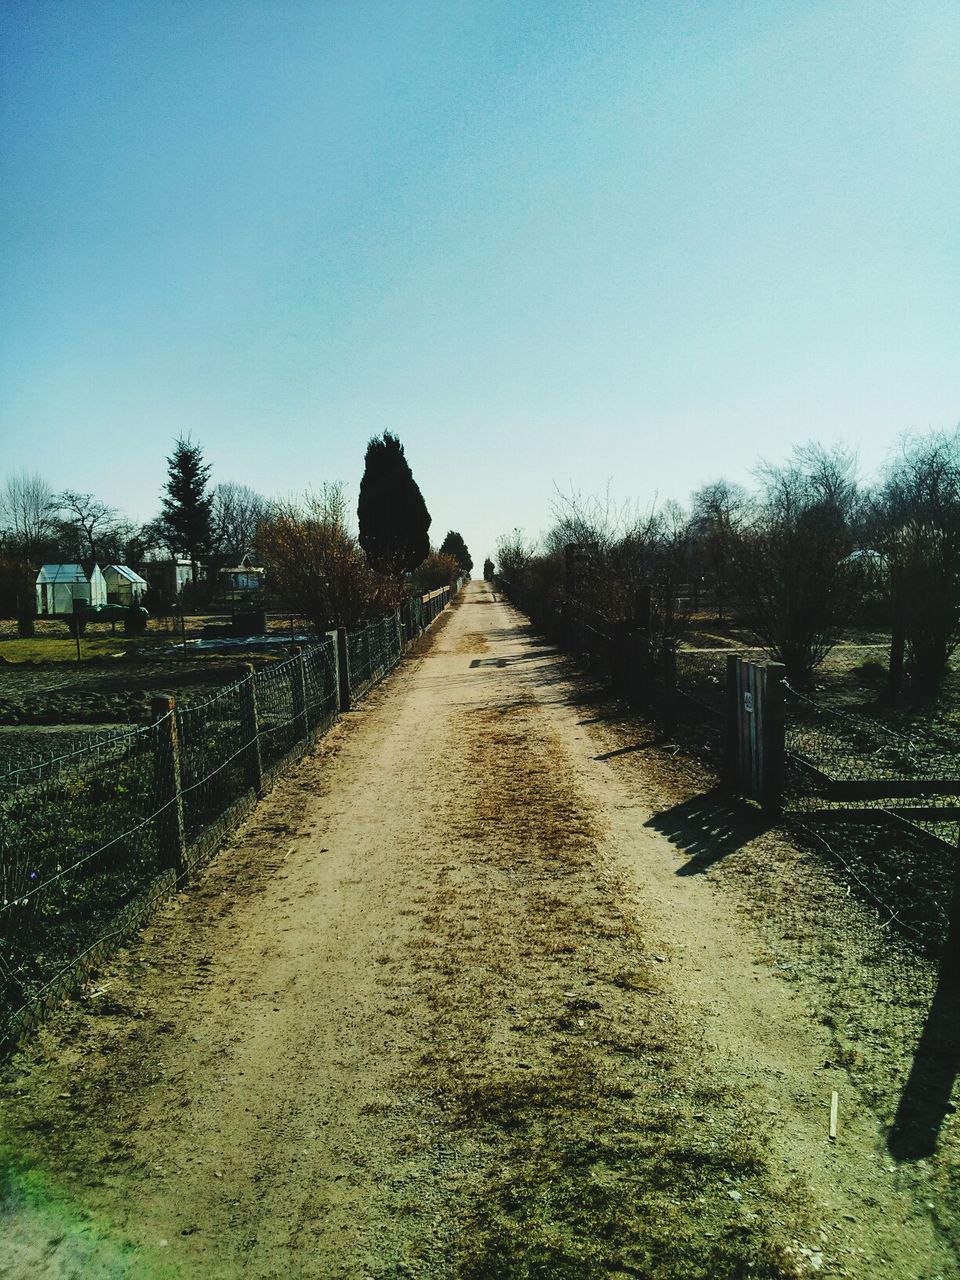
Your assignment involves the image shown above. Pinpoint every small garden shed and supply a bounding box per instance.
[142,557,196,597]
[103,564,148,606]
[220,553,265,602]
[35,564,107,616]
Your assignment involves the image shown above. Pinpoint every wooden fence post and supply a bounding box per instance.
[634,585,652,636]
[291,646,308,738]
[394,608,403,658]
[661,641,677,734]
[326,630,341,712]
[612,620,630,697]
[888,604,906,699]
[944,828,960,975]
[151,695,187,883]
[336,627,351,711]
[239,665,263,796]
[761,663,785,816]
[723,654,741,789]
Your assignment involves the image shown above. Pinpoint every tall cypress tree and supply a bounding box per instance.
[439,530,473,574]
[160,436,213,585]
[357,433,431,576]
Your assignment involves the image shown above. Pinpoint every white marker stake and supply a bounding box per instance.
[829,1091,839,1141]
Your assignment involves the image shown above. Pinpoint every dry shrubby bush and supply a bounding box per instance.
[494,428,960,690]
[255,484,401,631]
[497,491,693,661]
[412,551,461,593]
[732,446,864,686]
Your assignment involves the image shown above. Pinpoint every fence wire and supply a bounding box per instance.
[0,591,462,1046]
[502,579,958,954]
[1,719,163,1038]
[347,616,400,701]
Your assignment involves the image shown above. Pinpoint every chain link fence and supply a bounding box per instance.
[1,584,463,1046]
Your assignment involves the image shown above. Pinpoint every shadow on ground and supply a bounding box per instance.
[888,945,960,1161]
[644,788,768,875]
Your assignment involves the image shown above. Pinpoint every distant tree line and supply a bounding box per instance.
[493,428,960,691]
[0,430,472,629]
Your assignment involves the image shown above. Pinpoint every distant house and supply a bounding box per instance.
[103,564,149,606]
[220,553,265,602]
[35,564,107,616]
[141,556,197,598]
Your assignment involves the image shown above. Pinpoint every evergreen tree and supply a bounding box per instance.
[159,436,213,585]
[483,557,495,582]
[357,433,431,576]
[438,530,473,574]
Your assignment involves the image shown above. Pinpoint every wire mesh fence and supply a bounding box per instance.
[501,579,959,953]
[783,682,960,833]
[0,586,463,1046]
[0,719,165,1042]
[346,615,402,701]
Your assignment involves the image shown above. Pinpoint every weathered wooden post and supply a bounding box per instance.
[634,585,652,637]
[238,664,263,796]
[723,653,741,789]
[151,695,187,883]
[628,587,652,706]
[888,602,906,699]
[661,640,677,734]
[291,646,308,739]
[944,827,960,974]
[326,630,341,713]
[336,626,351,712]
[394,608,403,661]
[761,663,785,817]
[612,619,630,696]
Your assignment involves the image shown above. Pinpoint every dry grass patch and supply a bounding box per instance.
[381,700,809,1279]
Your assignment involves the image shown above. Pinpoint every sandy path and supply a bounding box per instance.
[0,582,954,1279]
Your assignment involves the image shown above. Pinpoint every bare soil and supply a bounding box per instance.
[0,582,956,1278]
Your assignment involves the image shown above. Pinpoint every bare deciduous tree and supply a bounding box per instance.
[494,528,536,582]
[212,482,268,566]
[733,445,862,686]
[689,479,747,622]
[56,490,120,562]
[1,471,56,562]
[877,430,960,687]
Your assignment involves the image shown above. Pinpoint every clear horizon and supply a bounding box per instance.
[2,1,958,564]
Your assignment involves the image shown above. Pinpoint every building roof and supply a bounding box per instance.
[104,564,148,586]
[36,563,89,585]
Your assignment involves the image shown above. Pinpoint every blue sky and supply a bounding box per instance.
[1,0,957,564]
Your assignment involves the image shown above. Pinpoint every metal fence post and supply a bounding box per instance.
[151,695,187,883]
[336,627,351,711]
[239,665,263,796]
[394,608,403,660]
[761,662,785,816]
[291,646,308,738]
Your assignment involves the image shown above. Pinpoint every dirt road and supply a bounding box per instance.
[1,582,955,1278]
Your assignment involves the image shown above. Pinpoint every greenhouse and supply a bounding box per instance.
[35,563,107,616]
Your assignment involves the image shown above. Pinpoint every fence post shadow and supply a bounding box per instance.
[888,883,960,1162]
[644,785,770,875]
